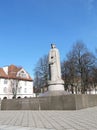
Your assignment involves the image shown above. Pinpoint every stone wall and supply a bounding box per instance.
[0,98,1,110]
[75,94,97,110]
[1,94,97,110]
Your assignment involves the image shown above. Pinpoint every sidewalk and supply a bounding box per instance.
[0,106,97,130]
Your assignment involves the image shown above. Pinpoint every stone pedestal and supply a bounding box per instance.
[48,80,64,91]
[48,84,64,91]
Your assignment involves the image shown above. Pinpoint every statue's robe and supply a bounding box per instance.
[48,47,61,81]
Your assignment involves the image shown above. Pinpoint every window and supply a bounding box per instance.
[19,71,26,78]
[18,87,22,93]
[24,88,27,93]
[3,87,7,93]
[4,79,8,84]
[25,81,27,86]
[22,73,26,78]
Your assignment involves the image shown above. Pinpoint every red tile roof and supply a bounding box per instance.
[0,64,33,81]
[0,68,7,78]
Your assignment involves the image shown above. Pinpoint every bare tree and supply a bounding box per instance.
[34,55,49,93]
[61,52,77,94]
[90,49,97,93]
[73,42,95,93]
[62,42,96,94]
[91,66,97,92]
[10,79,19,98]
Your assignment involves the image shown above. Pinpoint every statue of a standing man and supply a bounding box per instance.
[48,44,64,91]
[48,44,61,81]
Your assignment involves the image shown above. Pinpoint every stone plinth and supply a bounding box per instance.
[48,79,64,91]
[48,84,64,91]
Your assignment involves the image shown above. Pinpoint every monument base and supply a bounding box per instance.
[48,79,64,91]
[39,90,69,97]
[48,84,64,91]
[39,80,67,97]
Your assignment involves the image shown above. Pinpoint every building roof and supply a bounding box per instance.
[0,68,8,78]
[0,64,33,81]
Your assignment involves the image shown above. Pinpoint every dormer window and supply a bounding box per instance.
[21,73,26,78]
[19,71,26,78]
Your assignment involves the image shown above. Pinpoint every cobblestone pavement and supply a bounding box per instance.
[0,107,97,130]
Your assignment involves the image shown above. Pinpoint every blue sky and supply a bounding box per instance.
[0,0,97,78]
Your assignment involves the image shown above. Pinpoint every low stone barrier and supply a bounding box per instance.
[1,94,97,110]
[0,98,1,110]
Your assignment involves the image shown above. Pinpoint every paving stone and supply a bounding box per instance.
[0,107,97,129]
[0,125,55,130]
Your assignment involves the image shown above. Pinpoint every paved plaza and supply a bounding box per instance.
[0,107,97,130]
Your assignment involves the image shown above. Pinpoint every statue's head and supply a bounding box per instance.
[51,44,56,49]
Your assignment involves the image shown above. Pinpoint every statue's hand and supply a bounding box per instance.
[49,61,53,65]
[49,59,56,65]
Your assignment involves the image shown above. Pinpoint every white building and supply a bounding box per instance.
[0,64,34,99]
